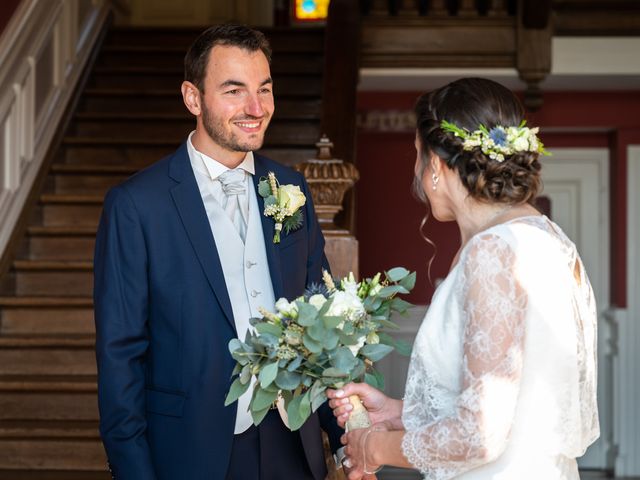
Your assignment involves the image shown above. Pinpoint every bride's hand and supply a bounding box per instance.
[340,423,387,480]
[326,382,399,428]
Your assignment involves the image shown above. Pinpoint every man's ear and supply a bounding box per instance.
[181,81,201,116]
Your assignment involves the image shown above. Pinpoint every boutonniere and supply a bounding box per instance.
[258,172,306,243]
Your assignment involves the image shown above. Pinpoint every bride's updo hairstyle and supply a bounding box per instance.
[415,77,542,205]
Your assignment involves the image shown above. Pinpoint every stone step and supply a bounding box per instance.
[0,420,105,471]
[0,375,98,421]
[0,335,96,376]
[11,260,93,297]
[21,226,96,262]
[104,26,324,51]
[88,67,323,95]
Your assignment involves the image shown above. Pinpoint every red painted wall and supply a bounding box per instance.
[0,0,22,36]
[356,90,640,306]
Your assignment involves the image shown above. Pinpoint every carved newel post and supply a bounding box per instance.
[295,135,360,279]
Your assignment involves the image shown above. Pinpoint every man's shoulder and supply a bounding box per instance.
[103,145,184,207]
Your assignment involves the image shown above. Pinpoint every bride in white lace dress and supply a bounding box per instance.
[327,78,599,480]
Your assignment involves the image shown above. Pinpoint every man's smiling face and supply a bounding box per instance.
[198,45,274,159]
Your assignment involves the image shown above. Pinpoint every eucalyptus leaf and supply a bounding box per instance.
[391,297,413,314]
[275,370,302,390]
[251,406,270,426]
[350,359,366,381]
[264,195,277,207]
[322,367,349,378]
[364,370,385,390]
[259,361,279,388]
[252,387,278,411]
[307,321,326,341]
[322,328,339,350]
[400,271,417,291]
[255,333,279,349]
[287,354,303,372]
[317,296,334,316]
[258,178,272,197]
[361,343,394,362]
[296,302,319,326]
[256,322,283,337]
[386,267,410,282]
[287,393,311,431]
[322,315,342,329]
[240,364,252,383]
[224,377,250,406]
[303,333,323,353]
[310,381,327,413]
[378,285,409,299]
[331,346,358,372]
[228,338,243,354]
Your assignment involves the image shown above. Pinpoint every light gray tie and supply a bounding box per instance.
[218,169,248,241]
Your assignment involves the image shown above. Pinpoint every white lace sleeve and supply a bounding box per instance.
[402,234,528,478]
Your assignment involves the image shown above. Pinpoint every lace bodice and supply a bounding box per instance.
[401,216,599,480]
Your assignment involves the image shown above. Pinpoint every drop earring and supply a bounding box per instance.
[432,173,439,190]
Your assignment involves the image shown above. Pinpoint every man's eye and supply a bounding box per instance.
[225,89,240,95]
[260,88,272,94]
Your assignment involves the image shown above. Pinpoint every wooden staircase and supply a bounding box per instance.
[0,26,325,479]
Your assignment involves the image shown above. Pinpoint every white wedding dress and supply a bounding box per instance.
[401,215,599,479]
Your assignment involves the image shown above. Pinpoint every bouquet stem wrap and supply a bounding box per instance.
[346,395,372,431]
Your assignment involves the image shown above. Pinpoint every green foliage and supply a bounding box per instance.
[225,267,417,431]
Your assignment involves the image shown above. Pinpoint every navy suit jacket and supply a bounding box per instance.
[94,143,342,479]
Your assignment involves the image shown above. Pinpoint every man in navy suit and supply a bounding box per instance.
[94,24,342,479]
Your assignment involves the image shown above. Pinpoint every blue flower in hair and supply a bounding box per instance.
[489,127,508,147]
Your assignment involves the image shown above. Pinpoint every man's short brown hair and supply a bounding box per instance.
[184,24,272,92]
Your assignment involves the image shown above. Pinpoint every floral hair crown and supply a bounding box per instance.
[440,119,549,163]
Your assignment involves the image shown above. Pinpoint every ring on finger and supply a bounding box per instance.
[342,457,353,469]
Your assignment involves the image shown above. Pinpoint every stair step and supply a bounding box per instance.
[0,337,96,375]
[40,194,103,205]
[0,297,94,335]
[23,227,96,261]
[51,163,138,174]
[0,420,105,470]
[52,172,128,196]
[61,145,172,167]
[0,375,96,392]
[0,376,98,421]
[0,469,109,479]
[12,261,93,297]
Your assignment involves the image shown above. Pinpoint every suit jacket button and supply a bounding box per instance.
[251,290,261,297]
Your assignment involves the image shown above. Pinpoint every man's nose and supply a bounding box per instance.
[244,95,265,118]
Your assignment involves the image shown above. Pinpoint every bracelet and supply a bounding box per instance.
[362,425,384,474]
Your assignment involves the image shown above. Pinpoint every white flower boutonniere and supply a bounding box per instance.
[258,172,306,243]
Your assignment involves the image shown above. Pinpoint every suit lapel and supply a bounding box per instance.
[253,157,284,301]
[168,144,236,332]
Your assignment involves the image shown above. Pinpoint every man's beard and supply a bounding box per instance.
[201,102,268,153]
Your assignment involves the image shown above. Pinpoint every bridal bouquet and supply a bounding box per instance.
[225,268,415,431]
